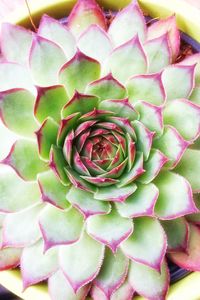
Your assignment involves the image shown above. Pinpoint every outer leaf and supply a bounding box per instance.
[86,206,133,252]
[190,86,200,106]
[94,248,128,299]
[135,101,163,135]
[129,260,169,300]
[39,205,83,251]
[67,186,111,218]
[144,33,171,73]
[38,14,76,59]
[0,247,22,271]
[147,15,180,60]
[116,183,158,218]
[106,36,147,84]
[108,0,146,47]
[67,0,106,38]
[85,74,126,101]
[94,184,137,202]
[153,125,190,169]
[154,171,197,219]
[2,203,43,248]
[59,231,105,292]
[29,35,66,86]
[164,98,200,141]
[34,85,68,123]
[0,88,38,137]
[21,239,58,289]
[59,51,100,98]
[178,53,200,85]
[0,63,35,94]
[127,73,166,105]
[161,218,189,252]
[1,140,48,181]
[162,65,195,100]
[121,217,166,271]
[37,170,70,209]
[35,117,59,161]
[0,23,32,65]
[174,149,200,192]
[169,224,200,271]
[48,270,89,300]
[0,169,40,213]
[78,25,112,63]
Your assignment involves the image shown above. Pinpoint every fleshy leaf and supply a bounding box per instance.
[138,149,168,184]
[162,65,195,100]
[0,63,35,94]
[153,125,190,169]
[169,224,200,271]
[61,91,98,119]
[147,15,180,60]
[59,51,100,98]
[94,248,128,299]
[34,85,68,123]
[1,140,48,181]
[94,184,137,202]
[174,149,200,192]
[59,231,105,292]
[154,171,197,219]
[129,260,169,300]
[133,120,154,161]
[35,117,59,161]
[78,25,112,63]
[108,0,146,47]
[121,217,166,271]
[39,205,83,251]
[186,194,200,224]
[161,218,189,252]
[38,15,76,59]
[37,170,70,209]
[99,99,138,121]
[178,53,200,85]
[67,0,106,38]
[0,88,38,137]
[21,239,58,289]
[127,73,166,105]
[67,186,111,218]
[116,183,158,218]
[85,74,126,101]
[106,36,147,84]
[190,86,200,106]
[0,23,32,65]
[57,113,80,146]
[65,167,95,193]
[0,247,22,271]
[2,203,43,248]
[30,35,66,86]
[48,270,89,300]
[144,33,171,72]
[0,169,40,213]
[164,98,200,141]
[86,206,133,252]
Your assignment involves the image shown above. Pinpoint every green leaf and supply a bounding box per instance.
[94,184,137,202]
[2,140,48,181]
[86,206,133,252]
[0,169,40,212]
[178,53,200,85]
[0,247,21,271]
[37,170,70,209]
[174,149,200,192]
[154,171,197,219]
[121,217,166,271]
[59,51,100,98]
[35,85,68,123]
[0,89,38,137]
[30,35,67,86]
[59,231,105,292]
[190,86,200,105]
[39,205,83,250]
[67,185,111,218]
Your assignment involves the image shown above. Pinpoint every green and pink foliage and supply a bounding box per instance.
[0,0,200,299]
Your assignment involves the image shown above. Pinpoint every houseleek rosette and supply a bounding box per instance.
[0,0,200,299]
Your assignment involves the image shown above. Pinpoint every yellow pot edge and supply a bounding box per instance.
[1,0,200,299]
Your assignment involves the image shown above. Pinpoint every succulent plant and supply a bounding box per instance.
[0,0,200,299]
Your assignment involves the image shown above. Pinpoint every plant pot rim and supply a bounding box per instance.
[1,0,200,299]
